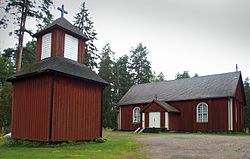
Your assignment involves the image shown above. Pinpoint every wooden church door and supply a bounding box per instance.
[149,112,160,128]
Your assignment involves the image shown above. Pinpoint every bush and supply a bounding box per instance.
[4,138,17,147]
[3,138,43,147]
[0,133,4,142]
[246,128,249,134]
[95,137,107,143]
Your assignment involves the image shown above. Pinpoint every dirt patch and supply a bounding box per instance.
[137,135,250,159]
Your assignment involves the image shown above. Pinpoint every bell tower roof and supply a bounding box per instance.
[33,17,89,41]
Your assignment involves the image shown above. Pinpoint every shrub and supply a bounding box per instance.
[3,138,43,147]
[4,138,17,147]
[95,137,107,143]
[246,128,249,134]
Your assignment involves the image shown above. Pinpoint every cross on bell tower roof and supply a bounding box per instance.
[57,4,68,18]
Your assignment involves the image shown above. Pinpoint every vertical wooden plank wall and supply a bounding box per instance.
[52,76,102,141]
[12,75,51,141]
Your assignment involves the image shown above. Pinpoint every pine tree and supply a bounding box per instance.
[156,72,165,82]
[111,55,133,128]
[114,55,133,100]
[0,0,53,72]
[0,54,14,133]
[1,41,35,70]
[0,82,12,133]
[74,2,98,69]
[129,43,153,84]
[194,73,199,77]
[98,44,115,128]
[0,41,35,133]
[21,40,35,69]
[175,71,191,79]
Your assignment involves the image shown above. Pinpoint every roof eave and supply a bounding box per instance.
[118,95,235,106]
[33,25,89,41]
[8,69,108,86]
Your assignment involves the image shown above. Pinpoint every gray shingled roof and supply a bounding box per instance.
[118,72,242,106]
[7,57,108,85]
[33,17,89,40]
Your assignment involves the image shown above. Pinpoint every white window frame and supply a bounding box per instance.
[133,107,140,123]
[41,33,52,60]
[64,33,78,61]
[196,102,208,123]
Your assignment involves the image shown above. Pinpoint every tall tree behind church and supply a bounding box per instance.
[0,0,53,71]
[129,43,153,84]
[74,2,98,70]
[111,55,133,128]
[0,41,35,133]
[113,55,133,101]
[98,44,115,128]
[175,71,191,79]
[0,53,14,133]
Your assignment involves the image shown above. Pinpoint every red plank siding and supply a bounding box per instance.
[78,39,86,64]
[121,104,145,130]
[169,98,228,131]
[51,29,65,57]
[233,80,245,131]
[12,75,52,141]
[160,112,165,128]
[145,112,149,128]
[52,76,102,141]
[120,105,131,130]
[121,98,234,132]
[35,37,42,62]
[142,102,166,112]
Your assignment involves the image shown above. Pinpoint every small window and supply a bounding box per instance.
[41,33,52,59]
[64,34,78,61]
[196,102,208,122]
[133,107,140,123]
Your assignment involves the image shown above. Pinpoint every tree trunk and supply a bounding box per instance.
[16,2,27,72]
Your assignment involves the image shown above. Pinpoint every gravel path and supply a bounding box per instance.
[137,135,250,159]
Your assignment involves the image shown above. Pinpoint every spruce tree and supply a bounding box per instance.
[111,55,133,128]
[156,72,165,82]
[74,2,98,69]
[129,43,153,84]
[175,71,191,79]
[114,55,133,99]
[98,44,115,128]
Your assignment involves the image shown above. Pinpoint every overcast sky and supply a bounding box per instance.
[0,0,249,80]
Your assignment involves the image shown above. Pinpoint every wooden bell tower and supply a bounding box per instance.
[8,6,107,142]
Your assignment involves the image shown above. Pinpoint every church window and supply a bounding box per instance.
[196,102,208,122]
[133,107,140,123]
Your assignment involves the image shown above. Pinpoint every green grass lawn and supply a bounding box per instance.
[0,130,249,159]
[0,136,144,159]
[106,128,250,137]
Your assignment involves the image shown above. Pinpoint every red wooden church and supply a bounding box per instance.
[118,72,245,132]
[8,16,107,142]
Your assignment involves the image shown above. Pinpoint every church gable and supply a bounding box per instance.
[141,100,180,113]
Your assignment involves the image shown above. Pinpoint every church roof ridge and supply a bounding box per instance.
[118,71,242,106]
